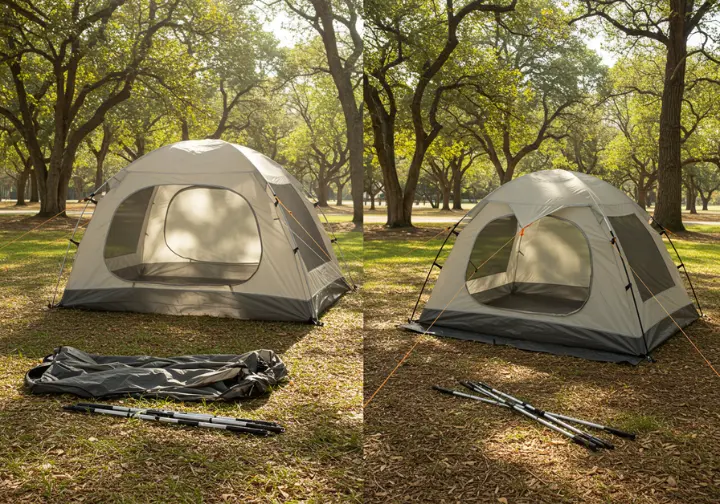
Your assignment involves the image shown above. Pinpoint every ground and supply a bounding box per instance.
[363,222,719,504]
[0,214,363,503]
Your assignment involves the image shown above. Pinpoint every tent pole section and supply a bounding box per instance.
[409,216,465,323]
[650,216,703,317]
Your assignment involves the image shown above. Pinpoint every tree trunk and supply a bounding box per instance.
[348,113,364,225]
[15,168,30,206]
[73,175,84,202]
[653,2,687,231]
[369,193,376,210]
[317,175,329,207]
[452,173,463,210]
[30,169,39,202]
[701,195,710,210]
[637,185,647,208]
[336,181,344,206]
[685,182,693,210]
[441,184,451,211]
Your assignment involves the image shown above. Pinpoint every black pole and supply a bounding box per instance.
[409,219,464,322]
[650,216,703,317]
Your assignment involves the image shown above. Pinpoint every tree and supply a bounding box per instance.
[85,123,114,191]
[573,0,720,231]
[285,0,364,225]
[605,92,660,208]
[694,163,720,210]
[0,0,203,216]
[0,131,32,205]
[365,0,517,227]
[286,76,349,207]
[450,0,604,185]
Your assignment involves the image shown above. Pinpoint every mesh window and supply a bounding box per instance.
[104,186,154,258]
[466,215,517,281]
[165,187,261,264]
[103,185,261,286]
[271,183,329,272]
[609,214,674,301]
[466,215,592,316]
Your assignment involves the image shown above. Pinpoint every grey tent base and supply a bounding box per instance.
[60,283,350,323]
[405,303,699,365]
[25,346,288,402]
[400,321,647,364]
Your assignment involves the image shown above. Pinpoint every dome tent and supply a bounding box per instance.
[403,170,700,364]
[59,140,351,323]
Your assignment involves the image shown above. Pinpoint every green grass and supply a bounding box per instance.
[0,215,362,503]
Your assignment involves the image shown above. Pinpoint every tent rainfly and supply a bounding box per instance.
[404,170,700,364]
[58,140,351,323]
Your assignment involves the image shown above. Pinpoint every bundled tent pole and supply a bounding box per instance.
[650,216,704,317]
[464,382,614,450]
[63,404,272,436]
[433,385,598,451]
[454,384,635,439]
[76,403,284,433]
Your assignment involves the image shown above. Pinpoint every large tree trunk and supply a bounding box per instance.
[653,3,687,231]
[348,113,364,225]
[30,169,39,202]
[311,0,363,226]
[365,83,409,227]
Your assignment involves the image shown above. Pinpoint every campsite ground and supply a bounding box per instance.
[0,214,363,503]
[363,221,719,504]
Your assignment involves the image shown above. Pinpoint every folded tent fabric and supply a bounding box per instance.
[24,346,288,401]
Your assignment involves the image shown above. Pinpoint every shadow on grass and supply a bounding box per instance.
[0,396,362,503]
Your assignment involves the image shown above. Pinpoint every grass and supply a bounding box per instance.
[0,214,363,503]
[363,222,719,503]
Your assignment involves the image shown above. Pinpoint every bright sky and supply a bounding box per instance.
[586,34,618,66]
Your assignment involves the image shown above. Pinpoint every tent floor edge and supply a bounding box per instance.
[400,321,647,365]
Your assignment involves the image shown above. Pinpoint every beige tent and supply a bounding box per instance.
[59,140,351,323]
[405,170,700,363]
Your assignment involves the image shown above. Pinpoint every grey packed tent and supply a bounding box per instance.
[404,170,700,364]
[59,140,351,323]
